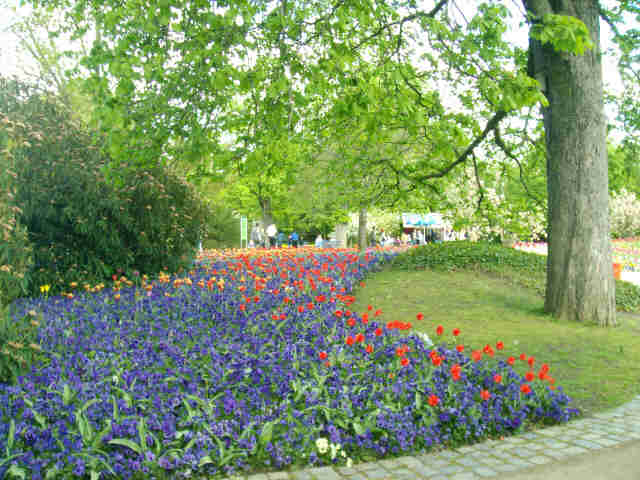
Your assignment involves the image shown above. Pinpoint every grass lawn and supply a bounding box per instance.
[352,265,640,417]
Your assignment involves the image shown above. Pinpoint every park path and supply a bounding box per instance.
[223,395,640,480]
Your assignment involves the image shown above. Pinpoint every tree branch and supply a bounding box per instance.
[352,0,449,51]
[471,153,485,213]
[410,109,507,182]
[493,126,544,208]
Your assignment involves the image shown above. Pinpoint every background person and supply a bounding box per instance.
[250,222,262,248]
[266,223,277,248]
[289,230,299,247]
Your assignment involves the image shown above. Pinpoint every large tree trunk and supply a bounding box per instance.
[525,0,615,325]
[259,196,274,229]
[358,207,368,251]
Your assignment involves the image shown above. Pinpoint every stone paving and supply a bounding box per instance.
[224,395,640,480]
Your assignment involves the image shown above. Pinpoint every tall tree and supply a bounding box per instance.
[524,0,615,324]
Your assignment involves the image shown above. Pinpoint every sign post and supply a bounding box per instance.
[240,216,248,248]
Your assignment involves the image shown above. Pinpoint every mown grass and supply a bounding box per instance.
[352,242,640,417]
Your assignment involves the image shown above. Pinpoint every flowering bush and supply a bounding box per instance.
[0,76,206,297]
[0,247,578,479]
[610,190,640,239]
[442,163,547,242]
[0,112,33,306]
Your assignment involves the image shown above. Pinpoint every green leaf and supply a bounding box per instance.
[81,397,99,414]
[62,384,71,406]
[137,417,147,453]
[45,466,59,479]
[7,419,15,452]
[92,420,113,450]
[6,464,26,479]
[33,410,47,429]
[198,455,215,467]
[258,420,276,446]
[108,438,143,455]
[352,421,366,436]
[111,395,120,422]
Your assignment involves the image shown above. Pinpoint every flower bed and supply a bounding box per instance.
[1,247,578,479]
[514,239,640,272]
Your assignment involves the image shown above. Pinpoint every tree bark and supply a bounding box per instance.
[358,207,368,251]
[525,0,616,325]
[259,196,274,229]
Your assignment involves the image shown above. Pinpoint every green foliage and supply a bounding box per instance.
[530,13,594,55]
[0,307,46,385]
[202,203,241,249]
[615,279,640,313]
[392,241,640,313]
[0,76,206,296]
[609,142,640,196]
[392,241,547,272]
[0,111,34,307]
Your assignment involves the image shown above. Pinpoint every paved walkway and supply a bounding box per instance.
[225,395,640,480]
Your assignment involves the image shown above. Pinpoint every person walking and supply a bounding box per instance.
[290,230,299,247]
[266,223,277,248]
[250,222,261,248]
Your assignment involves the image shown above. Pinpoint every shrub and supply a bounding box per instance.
[112,165,207,274]
[391,241,547,272]
[615,279,640,313]
[0,306,47,384]
[610,189,640,239]
[0,111,34,306]
[202,202,241,249]
[0,76,206,297]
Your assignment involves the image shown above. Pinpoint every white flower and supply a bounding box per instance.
[416,331,433,347]
[346,458,353,468]
[315,438,329,454]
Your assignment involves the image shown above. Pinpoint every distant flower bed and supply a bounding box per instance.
[1,247,578,480]
[612,238,640,272]
[514,239,640,272]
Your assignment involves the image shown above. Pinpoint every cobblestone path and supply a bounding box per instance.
[224,396,640,480]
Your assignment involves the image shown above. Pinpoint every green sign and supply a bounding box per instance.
[240,216,248,247]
